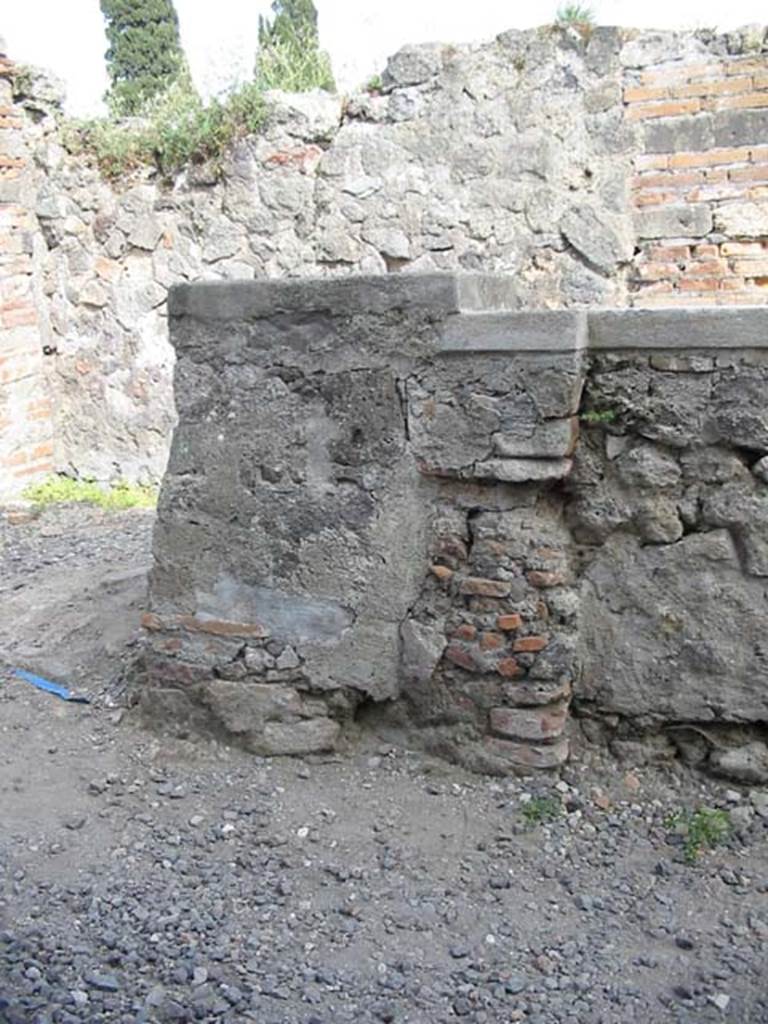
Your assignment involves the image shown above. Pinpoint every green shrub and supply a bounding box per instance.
[63,72,266,180]
[521,796,563,826]
[580,408,617,424]
[666,807,732,864]
[23,475,157,511]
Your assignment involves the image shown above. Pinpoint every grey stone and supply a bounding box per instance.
[493,418,578,459]
[439,312,588,353]
[589,308,768,350]
[710,743,768,785]
[128,215,163,251]
[713,201,768,238]
[400,620,445,685]
[643,114,714,154]
[472,458,573,482]
[560,205,631,274]
[383,44,442,88]
[275,646,301,671]
[634,203,713,239]
[714,107,768,148]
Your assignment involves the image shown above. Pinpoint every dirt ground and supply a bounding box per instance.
[1,505,767,1024]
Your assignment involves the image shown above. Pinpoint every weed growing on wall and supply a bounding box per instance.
[23,476,157,511]
[555,4,596,26]
[63,72,266,180]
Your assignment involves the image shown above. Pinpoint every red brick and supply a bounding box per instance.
[497,657,523,679]
[483,736,570,769]
[479,631,504,651]
[12,460,53,478]
[640,63,716,87]
[671,75,753,99]
[623,84,668,102]
[453,623,477,641]
[489,701,569,741]
[513,635,549,653]
[716,92,768,111]
[459,577,511,598]
[721,241,767,256]
[732,259,768,277]
[527,570,566,589]
[634,154,669,171]
[626,98,701,121]
[729,164,768,183]
[678,278,721,292]
[430,563,454,583]
[177,615,269,638]
[646,244,691,260]
[634,189,679,207]
[445,644,480,672]
[668,147,749,168]
[635,261,683,281]
[497,613,523,631]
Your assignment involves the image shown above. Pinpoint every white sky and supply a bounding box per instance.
[3,0,767,115]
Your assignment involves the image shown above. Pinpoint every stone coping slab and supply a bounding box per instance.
[169,273,768,351]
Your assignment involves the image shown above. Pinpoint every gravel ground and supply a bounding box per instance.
[1,505,767,1024]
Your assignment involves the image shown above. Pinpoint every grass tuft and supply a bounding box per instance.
[666,806,732,864]
[521,795,563,826]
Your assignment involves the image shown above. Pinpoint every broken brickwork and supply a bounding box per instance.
[141,275,768,772]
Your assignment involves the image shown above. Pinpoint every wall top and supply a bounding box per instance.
[169,273,768,352]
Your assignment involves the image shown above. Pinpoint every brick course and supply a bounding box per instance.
[626,52,768,306]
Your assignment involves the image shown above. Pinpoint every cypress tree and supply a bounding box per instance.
[100,0,184,115]
[255,0,335,92]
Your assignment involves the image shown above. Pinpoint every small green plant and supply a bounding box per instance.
[555,4,596,26]
[521,796,563,826]
[666,807,731,864]
[23,476,157,511]
[366,74,383,93]
[581,408,617,425]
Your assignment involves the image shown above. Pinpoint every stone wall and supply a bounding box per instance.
[2,25,768,497]
[141,274,768,776]
[0,40,54,494]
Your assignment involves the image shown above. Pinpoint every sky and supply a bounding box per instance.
[3,0,768,115]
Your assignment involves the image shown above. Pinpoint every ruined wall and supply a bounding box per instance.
[2,24,767,496]
[142,275,768,775]
[0,40,54,494]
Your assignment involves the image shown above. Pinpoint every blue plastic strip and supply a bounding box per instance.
[12,668,90,703]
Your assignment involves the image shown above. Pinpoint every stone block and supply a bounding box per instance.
[560,205,632,274]
[634,203,712,239]
[472,458,573,483]
[439,311,587,353]
[714,107,768,147]
[643,114,714,154]
[493,418,579,458]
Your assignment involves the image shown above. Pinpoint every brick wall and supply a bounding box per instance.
[626,53,768,306]
[0,43,53,496]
